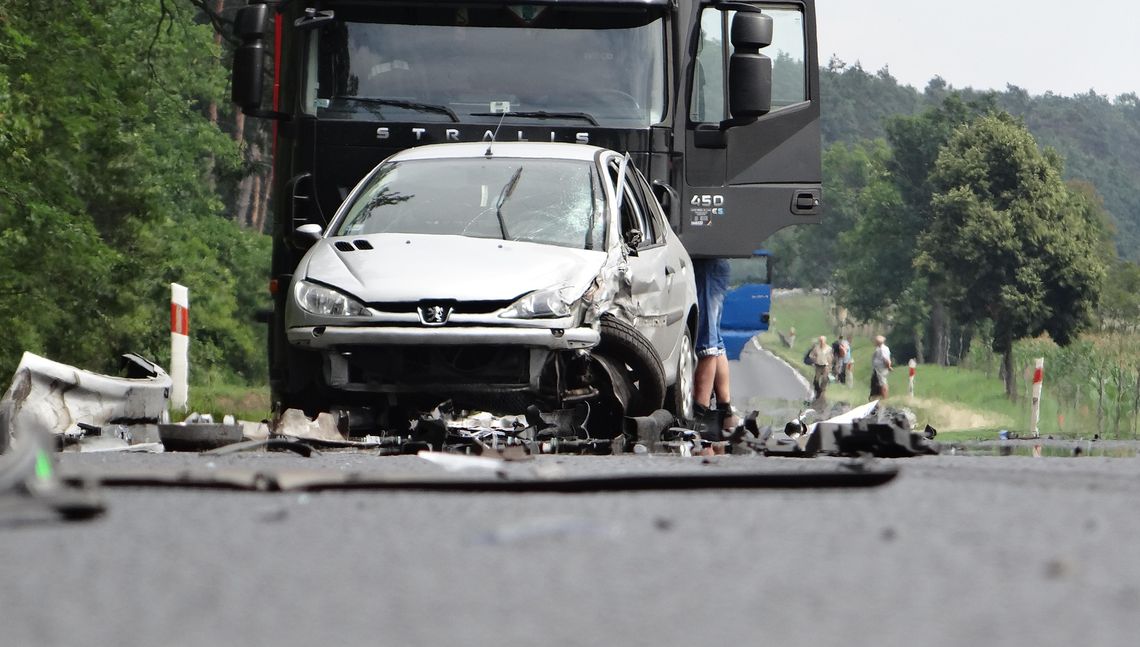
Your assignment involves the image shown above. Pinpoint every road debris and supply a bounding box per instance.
[758,401,941,458]
[58,462,899,493]
[159,413,243,451]
[417,451,505,473]
[0,397,106,523]
[201,439,317,457]
[0,352,171,454]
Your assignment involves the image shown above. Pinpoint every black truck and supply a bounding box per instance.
[231,0,821,413]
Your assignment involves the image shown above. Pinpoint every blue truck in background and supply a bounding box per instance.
[723,251,772,360]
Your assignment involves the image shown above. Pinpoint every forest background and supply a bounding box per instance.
[1,1,1138,431]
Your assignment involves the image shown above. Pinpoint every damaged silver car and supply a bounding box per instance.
[284,142,698,429]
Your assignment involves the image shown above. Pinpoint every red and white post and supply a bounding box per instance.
[170,283,190,412]
[907,359,916,397]
[1030,357,1044,438]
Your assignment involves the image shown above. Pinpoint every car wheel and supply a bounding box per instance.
[597,316,666,416]
[666,326,696,424]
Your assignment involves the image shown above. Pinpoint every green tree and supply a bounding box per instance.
[0,0,268,382]
[916,114,1107,399]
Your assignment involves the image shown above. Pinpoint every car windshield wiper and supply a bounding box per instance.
[331,96,459,122]
[494,167,524,240]
[471,111,599,127]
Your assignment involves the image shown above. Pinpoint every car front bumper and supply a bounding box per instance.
[286,325,600,350]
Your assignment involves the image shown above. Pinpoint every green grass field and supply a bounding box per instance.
[186,382,271,422]
[758,292,1085,439]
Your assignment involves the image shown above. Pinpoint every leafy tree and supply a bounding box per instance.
[916,114,1107,399]
[830,141,909,317]
[768,139,888,289]
[882,95,996,363]
[0,0,268,382]
[820,59,922,145]
[1099,259,1140,331]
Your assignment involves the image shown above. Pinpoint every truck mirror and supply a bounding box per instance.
[294,223,323,248]
[728,12,773,119]
[732,11,773,49]
[232,4,269,113]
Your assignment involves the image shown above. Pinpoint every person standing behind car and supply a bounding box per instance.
[830,335,843,382]
[808,335,833,403]
[692,258,738,438]
[870,335,893,400]
[839,335,853,384]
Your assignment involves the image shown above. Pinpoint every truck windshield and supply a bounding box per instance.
[335,158,607,251]
[306,4,666,127]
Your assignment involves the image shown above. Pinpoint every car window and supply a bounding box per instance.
[335,158,606,250]
[629,166,664,246]
[608,158,656,248]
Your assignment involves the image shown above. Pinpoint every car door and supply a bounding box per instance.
[678,1,822,258]
[608,156,674,356]
[630,163,692,361]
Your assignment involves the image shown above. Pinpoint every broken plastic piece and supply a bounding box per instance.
[0,351,171,453]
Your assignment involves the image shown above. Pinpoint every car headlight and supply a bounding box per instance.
[296,281,369,317]
[500,286,577,319]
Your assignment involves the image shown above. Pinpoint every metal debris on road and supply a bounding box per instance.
[0,352,171,455]
[759,401,941,458]
[58,463,899,493]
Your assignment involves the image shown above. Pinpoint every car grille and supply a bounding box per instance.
[341,345,530,386]
[366,299,515,315]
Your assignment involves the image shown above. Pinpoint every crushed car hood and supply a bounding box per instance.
[301,234,607,302]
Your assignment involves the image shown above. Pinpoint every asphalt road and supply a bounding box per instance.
[4,346,1140,646]
[729,338,812,423]
[3,449,1140,647]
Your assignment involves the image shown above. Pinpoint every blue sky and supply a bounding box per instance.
[817,0,1140,98]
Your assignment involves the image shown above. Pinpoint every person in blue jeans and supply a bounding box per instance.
[692,258,739,438]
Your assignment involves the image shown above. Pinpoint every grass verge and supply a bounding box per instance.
[758,292,1085,436]
[186,383,271,422]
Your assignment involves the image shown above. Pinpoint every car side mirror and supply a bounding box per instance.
[624,229,643,255]
[294,223,323,248]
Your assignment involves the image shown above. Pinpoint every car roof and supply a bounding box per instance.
[388,141,608,163]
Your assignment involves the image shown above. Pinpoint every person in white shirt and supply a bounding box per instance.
[870,335,892,400]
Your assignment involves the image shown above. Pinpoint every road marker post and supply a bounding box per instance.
[171,283,190,412]
[1030,357,1044,438]
[907,359,916,397]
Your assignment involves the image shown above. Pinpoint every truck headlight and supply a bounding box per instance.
[296,281,368,317]
[500,286,577,319]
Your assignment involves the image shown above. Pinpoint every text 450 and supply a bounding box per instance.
[690,194,725,207]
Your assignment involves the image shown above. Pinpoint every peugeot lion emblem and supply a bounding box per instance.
[418,304,451,326]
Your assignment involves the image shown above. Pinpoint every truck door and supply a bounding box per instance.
[679,1,821,258]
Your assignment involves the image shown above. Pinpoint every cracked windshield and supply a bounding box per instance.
[336,158,606,250]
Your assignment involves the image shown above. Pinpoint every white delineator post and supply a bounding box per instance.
[171,283,190,412]
[1030,357,1044,438]
[908,359,916,397]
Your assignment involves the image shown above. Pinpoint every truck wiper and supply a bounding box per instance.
[494,167,524,240]
[331,96,459,123]
[472,111,599,127]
